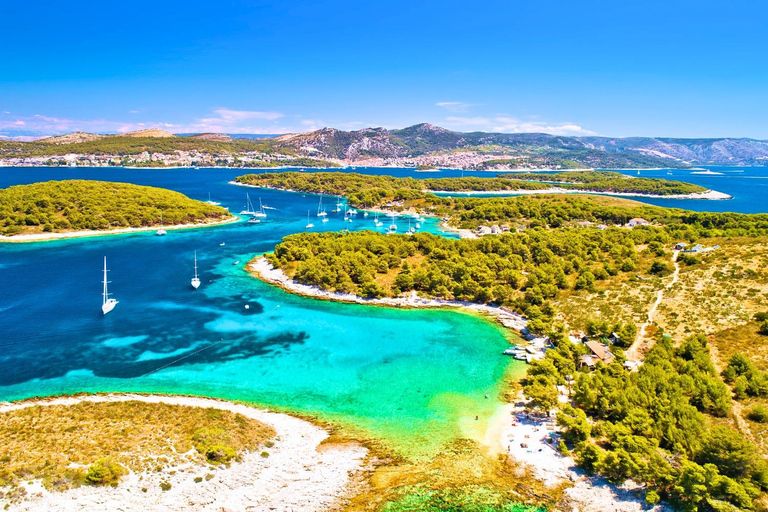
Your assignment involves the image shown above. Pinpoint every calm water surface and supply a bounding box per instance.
[0,167,518,455]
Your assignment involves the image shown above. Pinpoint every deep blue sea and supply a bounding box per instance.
[0,165,765,453]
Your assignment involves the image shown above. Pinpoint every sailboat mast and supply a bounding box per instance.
[194,251,198,279]
[102,256,109,305]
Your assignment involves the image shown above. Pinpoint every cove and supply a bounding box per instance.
[0,168,523,456]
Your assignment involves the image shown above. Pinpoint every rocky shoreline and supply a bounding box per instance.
[429,187,733,200]
[248,257,528,332]
[0,393,367,512]
[0,215,239,243]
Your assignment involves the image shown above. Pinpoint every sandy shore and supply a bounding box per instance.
[429,187,733,200]
[0,393,367,512]
[0,215,239,243]
[249,257,527,332]
[484,402,670,511]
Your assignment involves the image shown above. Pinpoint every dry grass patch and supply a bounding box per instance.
[654,237,768,339]
[710,322,768,371]
[553,275,661,332]
[0,400,274,499]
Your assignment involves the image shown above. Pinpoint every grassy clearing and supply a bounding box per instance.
[711,322,768,371]
[0,400,274,500]
[654,238,768,339]
[551,249,663,332]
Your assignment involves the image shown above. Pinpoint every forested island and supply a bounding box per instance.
[234,170,718,202]
[0,180,232,237]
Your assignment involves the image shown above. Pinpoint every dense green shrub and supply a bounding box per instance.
[85,458,126,486]
[748,405,768,423]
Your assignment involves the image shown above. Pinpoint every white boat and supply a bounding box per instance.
[387,222,397,234]
[247,217,261,224]
[335,196,343,209]
[252,197,268,217]
[191,251,201,289]
[691,170,724,175]
[101,256,118,315]
[240,194,257,216]
[156,213,167,236]
[347,209,358,215]
[317,194,327,217]
[205,192,221,206]
[374,212,383,227]
[305,210,314,229]
[219,242,226,246]
[322,217,329,223]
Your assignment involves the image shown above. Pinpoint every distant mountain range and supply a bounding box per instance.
[272,123,768,167]
[3,124,768,168]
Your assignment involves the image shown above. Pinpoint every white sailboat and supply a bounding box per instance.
[316,194,327,217]
[156,213,167,236]
[374,212,383,227]
[388,220,397,234]
[191,251,201,289]
[205,192,221,206]
[253,197,268,218]
[305,210,314,229]
[240,194,257,216]
[101,256,118,315]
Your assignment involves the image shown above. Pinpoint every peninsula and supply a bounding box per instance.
[244,185,768,510]
[0,394,366,511]
[0,180,233,239]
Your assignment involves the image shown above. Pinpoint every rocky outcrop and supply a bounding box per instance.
[121,129,176,138]
[38,132,104,144]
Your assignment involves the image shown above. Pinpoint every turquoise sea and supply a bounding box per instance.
[0,165,765,454]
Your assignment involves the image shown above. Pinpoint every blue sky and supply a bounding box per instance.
[1,0,767,139]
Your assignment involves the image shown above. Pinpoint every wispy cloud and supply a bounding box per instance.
[442,115,594,136]
[189,108,287,133]
[0,108,292,137]
[200,108,283,123]
[436,101,474,113]
[0,114,182,138]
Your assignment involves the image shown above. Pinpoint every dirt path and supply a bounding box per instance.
[627,250,680,361]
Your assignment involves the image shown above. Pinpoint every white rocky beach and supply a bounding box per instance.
[484,402,671,512]
[248,257,528,332]
[0,216,239,243]
[0,394,367,512]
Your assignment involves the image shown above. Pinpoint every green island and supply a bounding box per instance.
[245,172,768,510]
[0,400,274,501]
[0,180,233,237]
[235,170,712,201]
